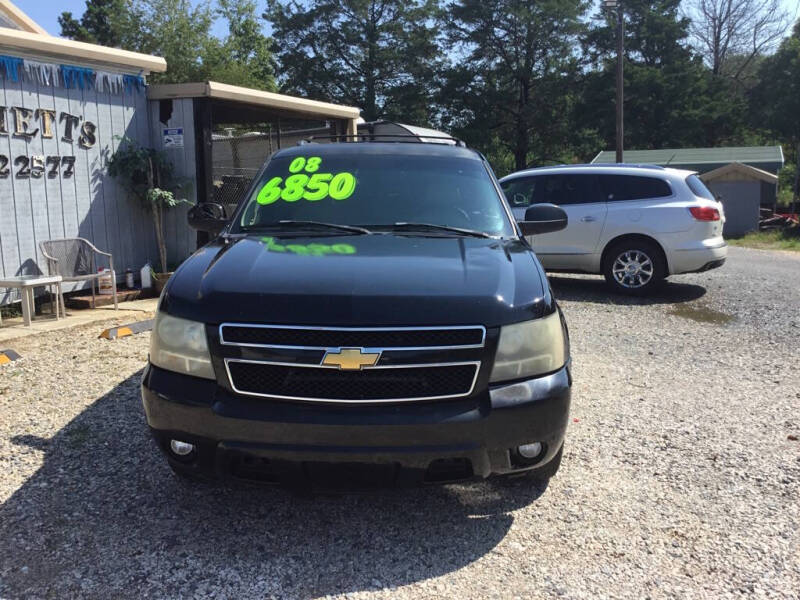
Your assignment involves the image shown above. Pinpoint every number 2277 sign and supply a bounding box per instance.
[256,156,356,205]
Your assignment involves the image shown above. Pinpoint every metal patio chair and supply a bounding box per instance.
[39,238,118,311]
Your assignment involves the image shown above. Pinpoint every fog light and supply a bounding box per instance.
[170,439,195,456]
[518,442,543,459]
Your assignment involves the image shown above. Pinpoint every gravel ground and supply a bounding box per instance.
[0,245,798,599]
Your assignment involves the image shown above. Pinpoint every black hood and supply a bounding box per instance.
[161,234,552,327]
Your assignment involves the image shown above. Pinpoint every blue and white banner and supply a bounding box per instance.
[0,53,146,94]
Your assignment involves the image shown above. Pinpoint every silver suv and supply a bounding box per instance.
[500,164,727,294]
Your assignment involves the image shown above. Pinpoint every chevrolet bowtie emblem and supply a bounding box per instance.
[321,347,381,370]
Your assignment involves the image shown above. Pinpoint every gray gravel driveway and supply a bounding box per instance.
[1,246,798,599]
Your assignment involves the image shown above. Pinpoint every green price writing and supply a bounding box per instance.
[261,237,356,256]
[256,155,356,205]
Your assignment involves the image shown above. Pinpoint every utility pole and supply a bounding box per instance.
[615,1,624,164]
[604,0,624,163]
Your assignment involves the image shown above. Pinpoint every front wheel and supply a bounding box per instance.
[603,240,666,295]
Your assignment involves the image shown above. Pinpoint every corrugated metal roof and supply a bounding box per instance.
[592,146,783,166]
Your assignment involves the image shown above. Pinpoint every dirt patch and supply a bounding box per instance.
[668,303,736,325]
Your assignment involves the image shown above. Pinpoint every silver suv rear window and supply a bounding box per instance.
[686,174,716,200]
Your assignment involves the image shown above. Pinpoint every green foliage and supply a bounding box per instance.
[440,0,588,170]
[752,24,800,199]
[61,0,275,90]
[202,0,277,90]
[264,0,442,123]
[752,28,800,142]
[580,0,752,153]
[58,0,135,46]
[107,139,191,272]
[727,229,800,251]
[106,138,176,203]
[133,0,215,84]
[63,1,800,191]
[777,164,796,206]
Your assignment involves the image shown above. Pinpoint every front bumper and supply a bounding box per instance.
[141,363,572,486]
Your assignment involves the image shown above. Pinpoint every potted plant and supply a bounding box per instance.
[107,137,191,292]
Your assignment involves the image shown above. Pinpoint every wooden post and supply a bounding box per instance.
[615,3,624,164]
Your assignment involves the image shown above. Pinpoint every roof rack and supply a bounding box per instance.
[560,163,665,171]
[299,133,467,147]
[526,163,666,170]
[586,163,666,170]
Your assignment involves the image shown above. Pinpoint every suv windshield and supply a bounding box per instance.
[233,151,514,237]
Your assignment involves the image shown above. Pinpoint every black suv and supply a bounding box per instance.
[141,139,573,488]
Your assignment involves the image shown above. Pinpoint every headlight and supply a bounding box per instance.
[149,312,215,379]
[490,311,566,382]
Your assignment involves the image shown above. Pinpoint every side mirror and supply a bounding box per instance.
[188,202,228,233]
[518,203,568,236]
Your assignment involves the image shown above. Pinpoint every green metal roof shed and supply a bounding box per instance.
[591,146,784,174]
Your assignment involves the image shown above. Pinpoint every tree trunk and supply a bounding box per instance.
[793,141,800,213]
[514,137,528,171]
[147,156,168,272]
[364,9,378,121]
[514,79,530,171]
[153,205,167,273]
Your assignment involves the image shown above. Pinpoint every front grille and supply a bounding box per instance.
[220,325,484,349]
[226,361,478,402]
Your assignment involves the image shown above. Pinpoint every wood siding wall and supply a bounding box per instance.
[0,68,196,304]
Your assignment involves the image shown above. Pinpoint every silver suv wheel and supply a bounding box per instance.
[603,239,665,295]
[611,249,654,289]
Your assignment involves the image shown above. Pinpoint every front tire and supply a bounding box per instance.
[603,239,665,295]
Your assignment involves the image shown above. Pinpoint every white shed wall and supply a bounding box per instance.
[706,180,760,237]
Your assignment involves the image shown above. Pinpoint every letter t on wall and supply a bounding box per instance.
[60,112,81,143]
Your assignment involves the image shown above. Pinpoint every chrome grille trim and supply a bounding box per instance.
[224,358,481,404]
[218,323,487,351]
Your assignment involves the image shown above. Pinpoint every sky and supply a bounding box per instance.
[12,0,800,41]
[14,0,231,38]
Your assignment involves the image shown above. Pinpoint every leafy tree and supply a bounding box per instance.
[581,0,750,152]
[203,0,277,90]
[107,138,191,273]
[63,0,276,89]
[264,0,442,123]
[132,0,215,84]
[439,0,588,171]
[59,0,139,48]
[751,21,800,201]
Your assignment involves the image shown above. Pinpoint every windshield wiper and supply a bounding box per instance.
[241,220,372,235]
[377,222,492,239]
